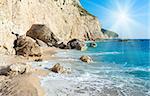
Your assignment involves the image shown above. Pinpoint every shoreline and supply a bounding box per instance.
[0,40,149,96]
[0,47,60,96]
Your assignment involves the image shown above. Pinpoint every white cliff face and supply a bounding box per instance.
[0,0,106,54]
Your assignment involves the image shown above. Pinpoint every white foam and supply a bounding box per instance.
[88,52,122,56]
[29,49,150,96]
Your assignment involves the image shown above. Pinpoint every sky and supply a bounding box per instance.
[80,0,150,39]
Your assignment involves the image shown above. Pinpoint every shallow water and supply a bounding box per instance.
[34,39,150,96]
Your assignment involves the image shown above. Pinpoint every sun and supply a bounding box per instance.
[80,0,148,38]
[113,10,131,24]
[118,11,129,20]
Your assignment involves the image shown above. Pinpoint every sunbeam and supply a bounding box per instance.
[81,0,149,39]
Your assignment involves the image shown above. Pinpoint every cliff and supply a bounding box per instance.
[0,0,108,54]
[101,28,119,39]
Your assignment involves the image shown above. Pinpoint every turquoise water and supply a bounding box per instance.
[33,39,150,96]
[86,39,150,80]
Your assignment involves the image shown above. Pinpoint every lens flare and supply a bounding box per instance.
[80,0,148,39]
[113,10,131,25]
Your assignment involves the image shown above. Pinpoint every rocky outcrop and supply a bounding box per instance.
[101,28,119,39]
[67,39,87,51]
[0,0,108,54]
[80,55,93,63]
[14,35,42,57]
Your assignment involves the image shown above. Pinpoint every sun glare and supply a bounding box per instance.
[81,0,148,38]
[118,12,129,20]
[112,10,131,25]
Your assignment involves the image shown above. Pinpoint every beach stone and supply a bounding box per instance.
[50,63,71,74]
[80,55,93,63]
[9,64,32,74]
[50,63,66,74]
[14,35,42,57]
[27,24,59,47]
[89,42,97,47]
[0,63,33,76]
[67,39,87,51]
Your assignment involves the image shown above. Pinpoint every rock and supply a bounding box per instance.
[0,45,15,55]
[0,32,16,55]
[50,63,72,74]
[50,63,66,74]
[67,39,87,51]
[0,0,110,54]
[89,42,97,48]
[56,42,68,49]
[14,35,42,57]
[34,58,43,62]
[118,39,129,42]
[35,39,48,47]
[26,24,59,47]
[0,63,32,76]
[101,28,119,39]
[8,64,32,74]
[80,55,93,63]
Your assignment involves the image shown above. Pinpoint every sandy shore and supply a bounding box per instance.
[0,47,59,96]
[0,47,59,66]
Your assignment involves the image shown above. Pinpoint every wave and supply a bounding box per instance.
[41,70,150,96]
[88,52,122,56]
[126,67,150,72]
[56,50,122,58]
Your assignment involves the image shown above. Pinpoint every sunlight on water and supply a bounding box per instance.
[32,40,150,96]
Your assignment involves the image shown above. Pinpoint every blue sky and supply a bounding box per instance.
[80,0,150,39]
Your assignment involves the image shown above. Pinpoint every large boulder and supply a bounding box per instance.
[0,63,32,76]
[80,55,93,63]
[67,39,87,51]
[50,63,65,74]
[26,24,59,47]
[50,63,71,74]
[14,35,42,57]
[56,42,68,49]
[8,64,32,75]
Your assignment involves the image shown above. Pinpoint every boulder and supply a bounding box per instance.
[50,63,72,74]
[9,64,32,74]
[35,39,48,47]
[80,55,93,63]
[26,24,59,47]
[14,35,42,57]
[67,39,87,51]
[56,42,68,49]
[50,63,66,74]
[0,63,32,76]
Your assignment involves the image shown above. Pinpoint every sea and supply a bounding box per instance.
[32,39,150,96]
